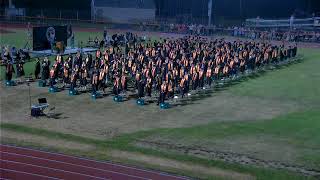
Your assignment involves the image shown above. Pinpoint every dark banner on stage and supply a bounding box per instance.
[33,26,68,51]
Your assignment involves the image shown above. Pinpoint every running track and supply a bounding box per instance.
[0,144,190,180]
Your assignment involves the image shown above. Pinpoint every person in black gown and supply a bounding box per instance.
[34,58,41,79]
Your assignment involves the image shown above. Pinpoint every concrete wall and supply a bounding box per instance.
[95,7,155,23]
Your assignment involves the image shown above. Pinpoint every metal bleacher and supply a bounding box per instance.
[245,17,320,29]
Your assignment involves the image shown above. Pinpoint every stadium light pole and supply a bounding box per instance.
[239,0,243,19]
[27,82,31,120]
[91,0,95,22]
[158,1,161,19]
[9,0,13,8]
[208,0,213,26]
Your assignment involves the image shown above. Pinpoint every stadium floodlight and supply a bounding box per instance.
[208,0,213,26]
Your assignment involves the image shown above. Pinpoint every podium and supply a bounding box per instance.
[56,41,65,53]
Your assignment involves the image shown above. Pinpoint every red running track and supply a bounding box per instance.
[0,144,190,180]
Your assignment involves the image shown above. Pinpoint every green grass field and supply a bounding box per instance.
[230,48,320,104]
[1,27,320,179]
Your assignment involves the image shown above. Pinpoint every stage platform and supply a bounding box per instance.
[29,47,98,58]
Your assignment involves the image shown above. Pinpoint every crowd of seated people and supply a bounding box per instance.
[38,35,298,105]
[138,20,320,43]
[155,22,207,35]
[232,27,320,43]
